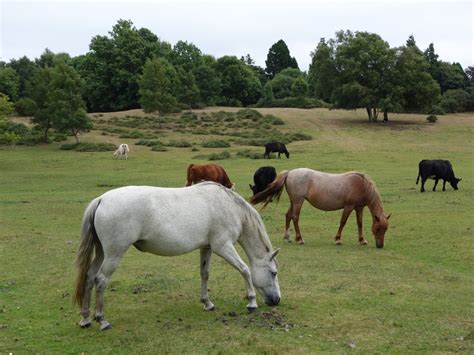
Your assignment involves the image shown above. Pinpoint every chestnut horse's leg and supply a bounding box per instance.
[335,206,353,245]
[200,247,215,311]
[284,204,293,242]
[289,200,305,245]
[355,207,368,245]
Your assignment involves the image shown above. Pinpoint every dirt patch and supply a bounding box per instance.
[215,308,294,331]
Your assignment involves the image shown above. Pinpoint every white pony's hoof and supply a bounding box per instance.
[203,303,215,311]
[99,321,112,331]
[79,319,92,328]
[247,307,257,313]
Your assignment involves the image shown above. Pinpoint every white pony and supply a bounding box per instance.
[113,143,129,159]
[74,182,281,330]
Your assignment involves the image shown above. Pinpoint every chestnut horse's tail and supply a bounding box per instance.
[74,198,102,306]
[250,170,289,208]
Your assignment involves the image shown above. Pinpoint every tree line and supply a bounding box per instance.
[0,19,473,144]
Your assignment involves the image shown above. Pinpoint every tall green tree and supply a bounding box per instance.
[138,58,178,114]
[215,56,262,105]
[47,62,92,143]
[331,31,395,121]
[29,66,54,142]
[192,58,222,105]
[0,67,20,102]
[268,68,306,99]
[0,93,14,120]
[170,41,202,71]
[308,38,337,102]
[7,56,38,99]
[78,19,172,112]
[175,66,200,108]
[265,39,298,78]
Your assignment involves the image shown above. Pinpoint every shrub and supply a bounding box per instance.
[60,142,116,152]
[429,105,445,115]
[14,98,36,116]
[236,149,263,159]
[209,151,231,160]
[151,145,168,152]
[165,140,192,148]
[119,130,146,139]
[201,140,231,148]
[135,139,163,147]
[236,109,263,121]
[52,133,68,142]
[426,115,438,123]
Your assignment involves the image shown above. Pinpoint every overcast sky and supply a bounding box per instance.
[1,0,472,71]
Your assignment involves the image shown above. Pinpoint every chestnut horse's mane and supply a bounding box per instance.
[348,172,384,213]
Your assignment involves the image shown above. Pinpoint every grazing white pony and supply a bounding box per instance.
[74,182,281,331]
[113,143,129,159]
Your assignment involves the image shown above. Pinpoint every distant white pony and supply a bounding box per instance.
[113,143,129,159]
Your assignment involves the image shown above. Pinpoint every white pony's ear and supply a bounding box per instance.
[269,248,281,261]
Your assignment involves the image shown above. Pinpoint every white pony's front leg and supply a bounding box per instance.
[213,242,258,311]
[200,247,215,311]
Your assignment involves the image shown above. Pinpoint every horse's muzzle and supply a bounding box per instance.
[265,296,281,306]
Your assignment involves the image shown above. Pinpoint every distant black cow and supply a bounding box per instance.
[264,142,290,159]
[416,159,461,192]
[249,166,277,196]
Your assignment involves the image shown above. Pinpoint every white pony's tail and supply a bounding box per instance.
[74,198,101,306]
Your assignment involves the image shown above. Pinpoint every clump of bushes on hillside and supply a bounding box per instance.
[201,140,230,148]
[60,142,116,152]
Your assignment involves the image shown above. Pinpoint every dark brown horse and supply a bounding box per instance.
[251,168,391,248]
[186,163,234,189]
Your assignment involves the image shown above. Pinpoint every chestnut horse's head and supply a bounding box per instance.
[372,214,391,248]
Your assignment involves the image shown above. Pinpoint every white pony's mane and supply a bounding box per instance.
[197,181,273,252]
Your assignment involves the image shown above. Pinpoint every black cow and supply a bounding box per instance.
[249,166,277,196]
[416,159,461,192]
[264,142,290,159]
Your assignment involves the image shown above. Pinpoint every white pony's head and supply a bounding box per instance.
[250,248,281,306]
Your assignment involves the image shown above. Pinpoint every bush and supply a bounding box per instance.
[135,139,164,147]
[236,149,263,159]
[14,98,36,116]
[426,115,438,123]
[201,140,231,148]
[428,105,445,115]
[165,140,192,148]
[60,142,116,152]
[256,96,330,109]
[209,151,231,160]
[52,133,68,142]
[151,145,168,152]
[236,109,263,121]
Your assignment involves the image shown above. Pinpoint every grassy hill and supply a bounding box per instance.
[1,108,473,352]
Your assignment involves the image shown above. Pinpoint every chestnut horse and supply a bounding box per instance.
[251,168,391,248]
[186,163,234,189]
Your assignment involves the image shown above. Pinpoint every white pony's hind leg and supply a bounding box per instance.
[79,250,104,328]
[212,242,258,312]
[200,247,215,311]
[93,253,125,331]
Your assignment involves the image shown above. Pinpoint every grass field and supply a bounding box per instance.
[1,108,473,353]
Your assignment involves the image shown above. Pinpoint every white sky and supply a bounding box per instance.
[1,0,473,71]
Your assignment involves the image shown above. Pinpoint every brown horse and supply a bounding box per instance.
[251,168,391,248]
[186,163,234,189]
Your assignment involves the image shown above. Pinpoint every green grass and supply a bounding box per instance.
[0,108,473,353]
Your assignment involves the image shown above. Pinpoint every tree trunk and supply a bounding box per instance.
[383,111,389,122]
[73,130,80,144]
[373,108,378,121]
[44,127,49,143]
[366,107,372,122]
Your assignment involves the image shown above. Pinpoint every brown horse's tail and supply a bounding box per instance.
[186,164,195,186]
[73,198,102,306]
[250,170,289,208]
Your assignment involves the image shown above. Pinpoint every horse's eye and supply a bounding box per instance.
[271,271,277,277]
